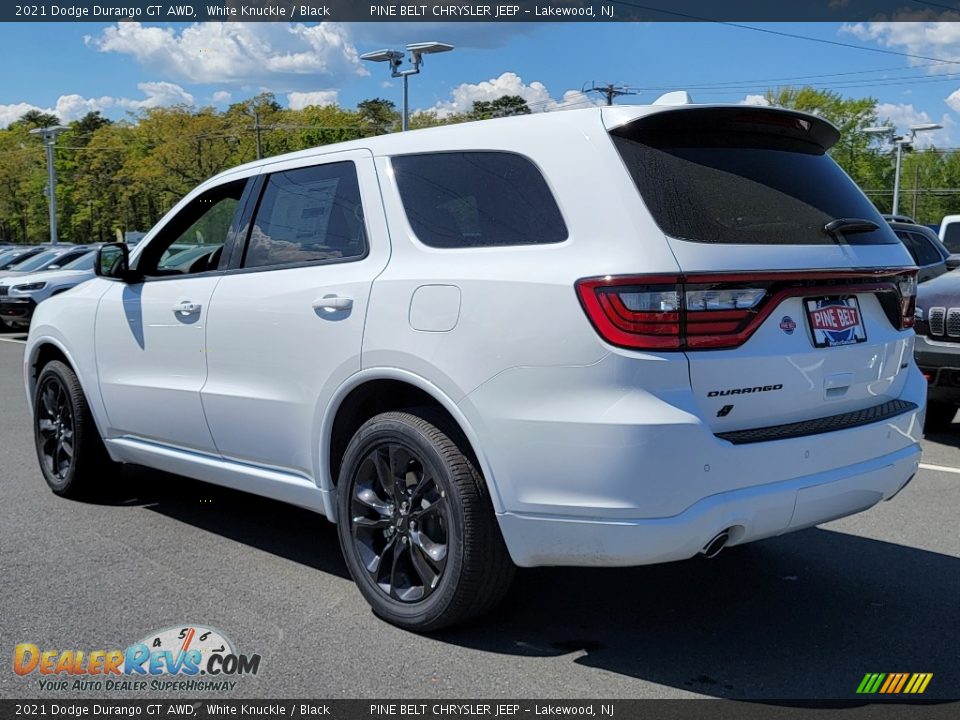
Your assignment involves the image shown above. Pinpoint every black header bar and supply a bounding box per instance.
[6,0,960,23]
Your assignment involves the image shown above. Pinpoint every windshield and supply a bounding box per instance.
[610,109,897,246]
[62,250,96,271]
[0,249,33,270]
[11,249,62,272]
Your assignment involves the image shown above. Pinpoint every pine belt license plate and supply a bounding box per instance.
[805,296,867,348]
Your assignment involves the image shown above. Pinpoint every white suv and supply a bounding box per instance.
[24,103,924,631]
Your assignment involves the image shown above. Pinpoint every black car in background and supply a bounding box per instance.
[888,221,960,283]
[914,271,960,430]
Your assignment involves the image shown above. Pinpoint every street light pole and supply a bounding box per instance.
[29,125,68,245]
[865,122,942,217]
[361,42,454,132]
[402,73,410,132]
[893,138,905,216]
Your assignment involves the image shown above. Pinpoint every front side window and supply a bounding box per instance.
[243,162,367,269]
[136,179,247,276]
[391,151,567,248]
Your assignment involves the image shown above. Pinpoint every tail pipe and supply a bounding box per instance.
[700,530,730,559]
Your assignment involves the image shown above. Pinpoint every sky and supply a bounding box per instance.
[2,21,960,147]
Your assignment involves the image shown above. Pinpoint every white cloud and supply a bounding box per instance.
[427,72,602,117]
[841,22,960,72]
[86,22,366,90]
[741,94,771,106]
[117,82,194,110]
[874,102,953,146]
[287,90,339,110]
[0,102,47,128]
[0,82,195,128]
[211,90,233,104]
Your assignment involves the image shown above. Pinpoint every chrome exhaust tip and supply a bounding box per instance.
[701,530,730,559]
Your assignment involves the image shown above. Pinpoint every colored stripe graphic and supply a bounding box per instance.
[857,673,932,694]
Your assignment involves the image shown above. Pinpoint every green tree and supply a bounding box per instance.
[13,109,61,130]
[357,98,399,134]
[469,95,531,120]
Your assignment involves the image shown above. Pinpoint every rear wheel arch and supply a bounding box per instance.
[323,372,502,518]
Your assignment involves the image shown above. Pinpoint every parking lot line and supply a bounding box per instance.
[0,337,25,344]
[919,462,960,475]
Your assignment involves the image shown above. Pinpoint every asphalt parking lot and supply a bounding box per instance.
[0,334,957,702]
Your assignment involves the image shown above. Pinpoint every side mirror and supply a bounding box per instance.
[95,243,133,281]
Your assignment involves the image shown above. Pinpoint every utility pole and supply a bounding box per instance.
[253,111,263,160]
[29,125,68,245]
[912,163,920,219]
[586,83,636,106]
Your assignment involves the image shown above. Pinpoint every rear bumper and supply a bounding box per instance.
[461,354,925,567]
[498,445,919,567]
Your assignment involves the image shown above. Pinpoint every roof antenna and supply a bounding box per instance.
[652,90,695,106]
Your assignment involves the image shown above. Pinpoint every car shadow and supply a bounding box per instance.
[435,529,959,702]
[102,464,349,580]
[97,466,958,702]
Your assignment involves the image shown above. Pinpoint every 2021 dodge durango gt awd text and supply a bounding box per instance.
[24,103,924,631]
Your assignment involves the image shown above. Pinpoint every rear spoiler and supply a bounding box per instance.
[602,105,840,153]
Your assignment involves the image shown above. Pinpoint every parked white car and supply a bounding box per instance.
[0,250,96,329]
[24,101,924,630]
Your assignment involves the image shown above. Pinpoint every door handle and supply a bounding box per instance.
[312,295,354,313]
[173,300,202,315]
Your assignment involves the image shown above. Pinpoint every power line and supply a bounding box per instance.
[607,1,960,68]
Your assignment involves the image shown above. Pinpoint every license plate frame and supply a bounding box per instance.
[805,295,867,348]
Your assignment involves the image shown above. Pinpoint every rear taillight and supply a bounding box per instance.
[897,273,918,329]
[576,269,918,351]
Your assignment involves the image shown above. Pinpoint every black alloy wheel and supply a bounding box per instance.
[350,442,450,602]
[337,410,514,631]
[33,360,117,497]
[36,373,75,483]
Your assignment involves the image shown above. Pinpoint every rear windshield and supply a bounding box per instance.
[610,109,897,246]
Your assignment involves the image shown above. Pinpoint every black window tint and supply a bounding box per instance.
[244,162,366,269]
[392,152,567,248]
[943,223,960,253]
[895,230,922,264]
[910,232,943,266]
[610,109,897,246]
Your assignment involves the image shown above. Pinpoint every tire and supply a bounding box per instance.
[33,360,117,498]
[336,410,515,632]
[925,400,957,432]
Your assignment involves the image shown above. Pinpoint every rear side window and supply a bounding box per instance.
[943,223,960,253]
[611,108,898,246]
[244,162,367,269]
[910,232,944,266]
[392,151,567,248]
